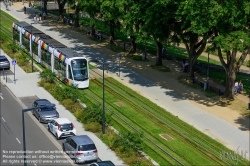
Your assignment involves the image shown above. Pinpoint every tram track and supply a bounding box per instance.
[83,89,186,165]
[87,69,235,165]
[91,78,225,165]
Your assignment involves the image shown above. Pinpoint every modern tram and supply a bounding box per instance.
[12,21,89,89]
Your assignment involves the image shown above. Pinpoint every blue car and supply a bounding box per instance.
[32,99,59,123]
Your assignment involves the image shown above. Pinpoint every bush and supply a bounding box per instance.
[7,43,19,53]
[84,122,101,133]
[39,69,56,83]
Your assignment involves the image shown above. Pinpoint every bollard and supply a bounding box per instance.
[5,72,7,83]
[248,103,250,110]
[2,68,4,79]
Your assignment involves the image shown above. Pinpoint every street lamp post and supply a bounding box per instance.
[22,106,51,166]
[102,62,105,134]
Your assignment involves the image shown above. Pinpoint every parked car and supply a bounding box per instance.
[32,99,59,123]
[62,135,98,163]
[89,161,115,166]
[48,118,76,140]
[0,55,10,70]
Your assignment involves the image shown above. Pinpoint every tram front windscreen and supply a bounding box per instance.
[71,59,88,81]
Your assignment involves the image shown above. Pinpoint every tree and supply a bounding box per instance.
[66,0,80,27]
[56,0,67,20]
[100,0,125,44]
[122,0,140,54]
[211,0,250,99]
[81,0,101,36]
[175,0,213,79]
[132,0,178,65]
[177,0,250,98]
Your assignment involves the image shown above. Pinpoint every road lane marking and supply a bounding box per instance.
[34,164,37,166]
[16,138,21,144]
[0,93,3,99]
[1,117,6,122]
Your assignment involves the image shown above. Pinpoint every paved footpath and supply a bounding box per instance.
[1,2,250,161]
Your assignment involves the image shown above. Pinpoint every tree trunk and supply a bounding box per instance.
[91,24,95,36]
[43,0,47,14]
[129,35,136,54]
[57,0,65,20]
[74,4,80,27]
[183,37,206,79]
[155,41,163,66]
[224,68,236,99]
[188,55,197,79]
[217,47,249,99]
[109,21,115,44]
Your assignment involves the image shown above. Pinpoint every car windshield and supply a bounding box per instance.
[0,57,8,62]
[78,144,96,151]
[71,59,88,81]
[60,123,73,130]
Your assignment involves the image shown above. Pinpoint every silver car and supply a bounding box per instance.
[0,55,10,70]
[62,135,98,163]
[32,99,59,123]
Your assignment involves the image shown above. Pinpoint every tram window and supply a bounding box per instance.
[32,42,38,54]
[13,30,19,41]
[41,50,51,66]
[54,57,60,70]
[68,65,73,79]
[22,36,29,49]
[60,63,66,78]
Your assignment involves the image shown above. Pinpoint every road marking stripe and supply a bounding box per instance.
[0,95,3,100]
[1,117,6,122]
[34,164,37,166]
[16,138,21,144]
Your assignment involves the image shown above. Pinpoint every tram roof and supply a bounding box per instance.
[36,34,66,48]
[14,21,43,34]
[57,48,82,58]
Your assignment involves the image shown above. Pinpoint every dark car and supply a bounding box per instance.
[0,55,10,70]
[89,161,115,166]
[32,99,59,123]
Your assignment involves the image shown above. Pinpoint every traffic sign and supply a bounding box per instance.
[12,60,17,65]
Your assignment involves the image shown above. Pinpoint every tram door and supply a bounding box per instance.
[66,64,74,85]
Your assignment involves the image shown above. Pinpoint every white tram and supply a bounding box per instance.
[12,21,89,89]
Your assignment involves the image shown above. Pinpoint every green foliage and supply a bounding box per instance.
[76,104,111,126]
[39,69,56,83]
[6,43,19,53]
[62,86,80,102]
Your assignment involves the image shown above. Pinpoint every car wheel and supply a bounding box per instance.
[74,158,78,164]
[32,111,34,115]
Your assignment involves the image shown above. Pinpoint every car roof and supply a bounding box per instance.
[54,118,71,124]
[71,135,94,145]
[91,161,115,166]
[35,99,51,105]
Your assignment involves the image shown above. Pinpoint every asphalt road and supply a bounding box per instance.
[0,83,74,166]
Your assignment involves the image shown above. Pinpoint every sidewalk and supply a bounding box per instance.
[0,50,126,165]
[2,2,250,160]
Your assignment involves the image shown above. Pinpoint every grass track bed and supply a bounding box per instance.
[86,77,229,165]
